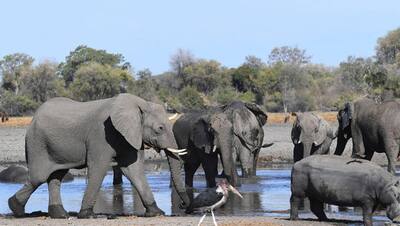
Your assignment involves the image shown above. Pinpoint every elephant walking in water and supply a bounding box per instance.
[335,98,400,174]
[291,112,336,162]
[8,94,189,219]
[172,101,271,189]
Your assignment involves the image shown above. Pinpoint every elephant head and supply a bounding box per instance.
[223,101,269,177]
[334,102,353,155]
[110,94,189,207]
[291,112,328,161]
[382,180,400,221]
[190,112,239,187]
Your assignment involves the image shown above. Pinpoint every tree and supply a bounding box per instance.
[243,55,266,70]
[376,28,400,65]
[268,46,311,65]
[70,62,125,101]
[0,53,34,95]
[21,61,66,103]
[338,56,371,93]
[267,46,311,112]
[59,45,126,85]
[169,48,196,87]
[131,68,159,102]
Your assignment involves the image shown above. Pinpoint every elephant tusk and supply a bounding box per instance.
[178,151,188,156]
[261,143,274,148]
[212,145,217,152]
[168,113,180,121]
[167,148,187,153]
[228,184,243,199]
[297,139,302,144]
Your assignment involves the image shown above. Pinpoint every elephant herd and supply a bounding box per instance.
[6,93,400,225]
[7,94,272,219]
[290,98,400,226]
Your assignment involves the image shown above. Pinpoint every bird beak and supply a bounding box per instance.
[228,184,243,199]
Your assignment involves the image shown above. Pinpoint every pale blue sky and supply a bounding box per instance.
[1,0,399,74]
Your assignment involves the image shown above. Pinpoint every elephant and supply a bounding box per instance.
[334,98,400,174]
[222,101,272,177]
[172,101,270,190]
[8,93,190,219]
[0,111,9,122]
[0,165,73,183]
[290,155,400,226]
[291,112,335,162]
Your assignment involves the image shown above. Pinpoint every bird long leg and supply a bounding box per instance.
[211,209,218,226]
[197,213,207,226]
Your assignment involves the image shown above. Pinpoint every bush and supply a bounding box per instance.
[211,86,239,105]
[178,86,205,111]
[0,91,39,116]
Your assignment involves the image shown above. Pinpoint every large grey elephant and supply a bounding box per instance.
[334,98,400,174]
[8,94,189,219]
[291,155,400,226]
[173,101,270,189]
[291,112,335,162]
[222,101,272,177]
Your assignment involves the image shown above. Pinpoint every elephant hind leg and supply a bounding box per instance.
[9,179,44,217]
[47,169,69,218]
[309,198,328,221]
[9,161,52,217]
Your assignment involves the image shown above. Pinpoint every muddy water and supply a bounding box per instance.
[0,165,392,225]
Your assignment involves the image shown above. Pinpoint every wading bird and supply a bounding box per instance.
[188,179,243,226]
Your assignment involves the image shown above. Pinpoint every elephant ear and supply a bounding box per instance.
[244,103,267,126]
[233,110,260,152]
[314,116,328,146]
[110,94,143,150]
[190,117,213,154]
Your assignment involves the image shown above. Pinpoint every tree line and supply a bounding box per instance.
[1,28,400,116]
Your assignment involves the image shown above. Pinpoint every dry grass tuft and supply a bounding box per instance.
[267,112,337,124]
[0,117,32,127]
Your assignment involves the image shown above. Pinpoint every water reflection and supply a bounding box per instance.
[0,164,393,225]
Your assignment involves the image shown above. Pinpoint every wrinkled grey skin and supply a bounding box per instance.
[0,165,73,183]
[222,101,271,178]
[173,101,269,189]
[334,98,400,174]
[290,155,400,226]
[291,112,335,162]
[8,94,189,219]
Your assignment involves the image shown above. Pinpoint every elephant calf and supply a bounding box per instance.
[291,112,335,162]
[291,155,400,226]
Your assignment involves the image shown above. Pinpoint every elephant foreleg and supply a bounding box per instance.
[47,169,69,218]
[78,157,110,218]
[120,149,164,217]
[202,153,218,188]
[384,139,399,175]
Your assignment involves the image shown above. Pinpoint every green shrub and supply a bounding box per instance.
[178,86,204,110]
[0,91,39,116]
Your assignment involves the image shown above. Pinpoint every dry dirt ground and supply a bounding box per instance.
[0,215,356,226]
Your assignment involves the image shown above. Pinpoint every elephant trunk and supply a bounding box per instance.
[302,141,313,159]
[220,139,240,187]
[164,149,190,208]
[334,132,349,155]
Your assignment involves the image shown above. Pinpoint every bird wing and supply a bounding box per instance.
[191,189,224,208]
